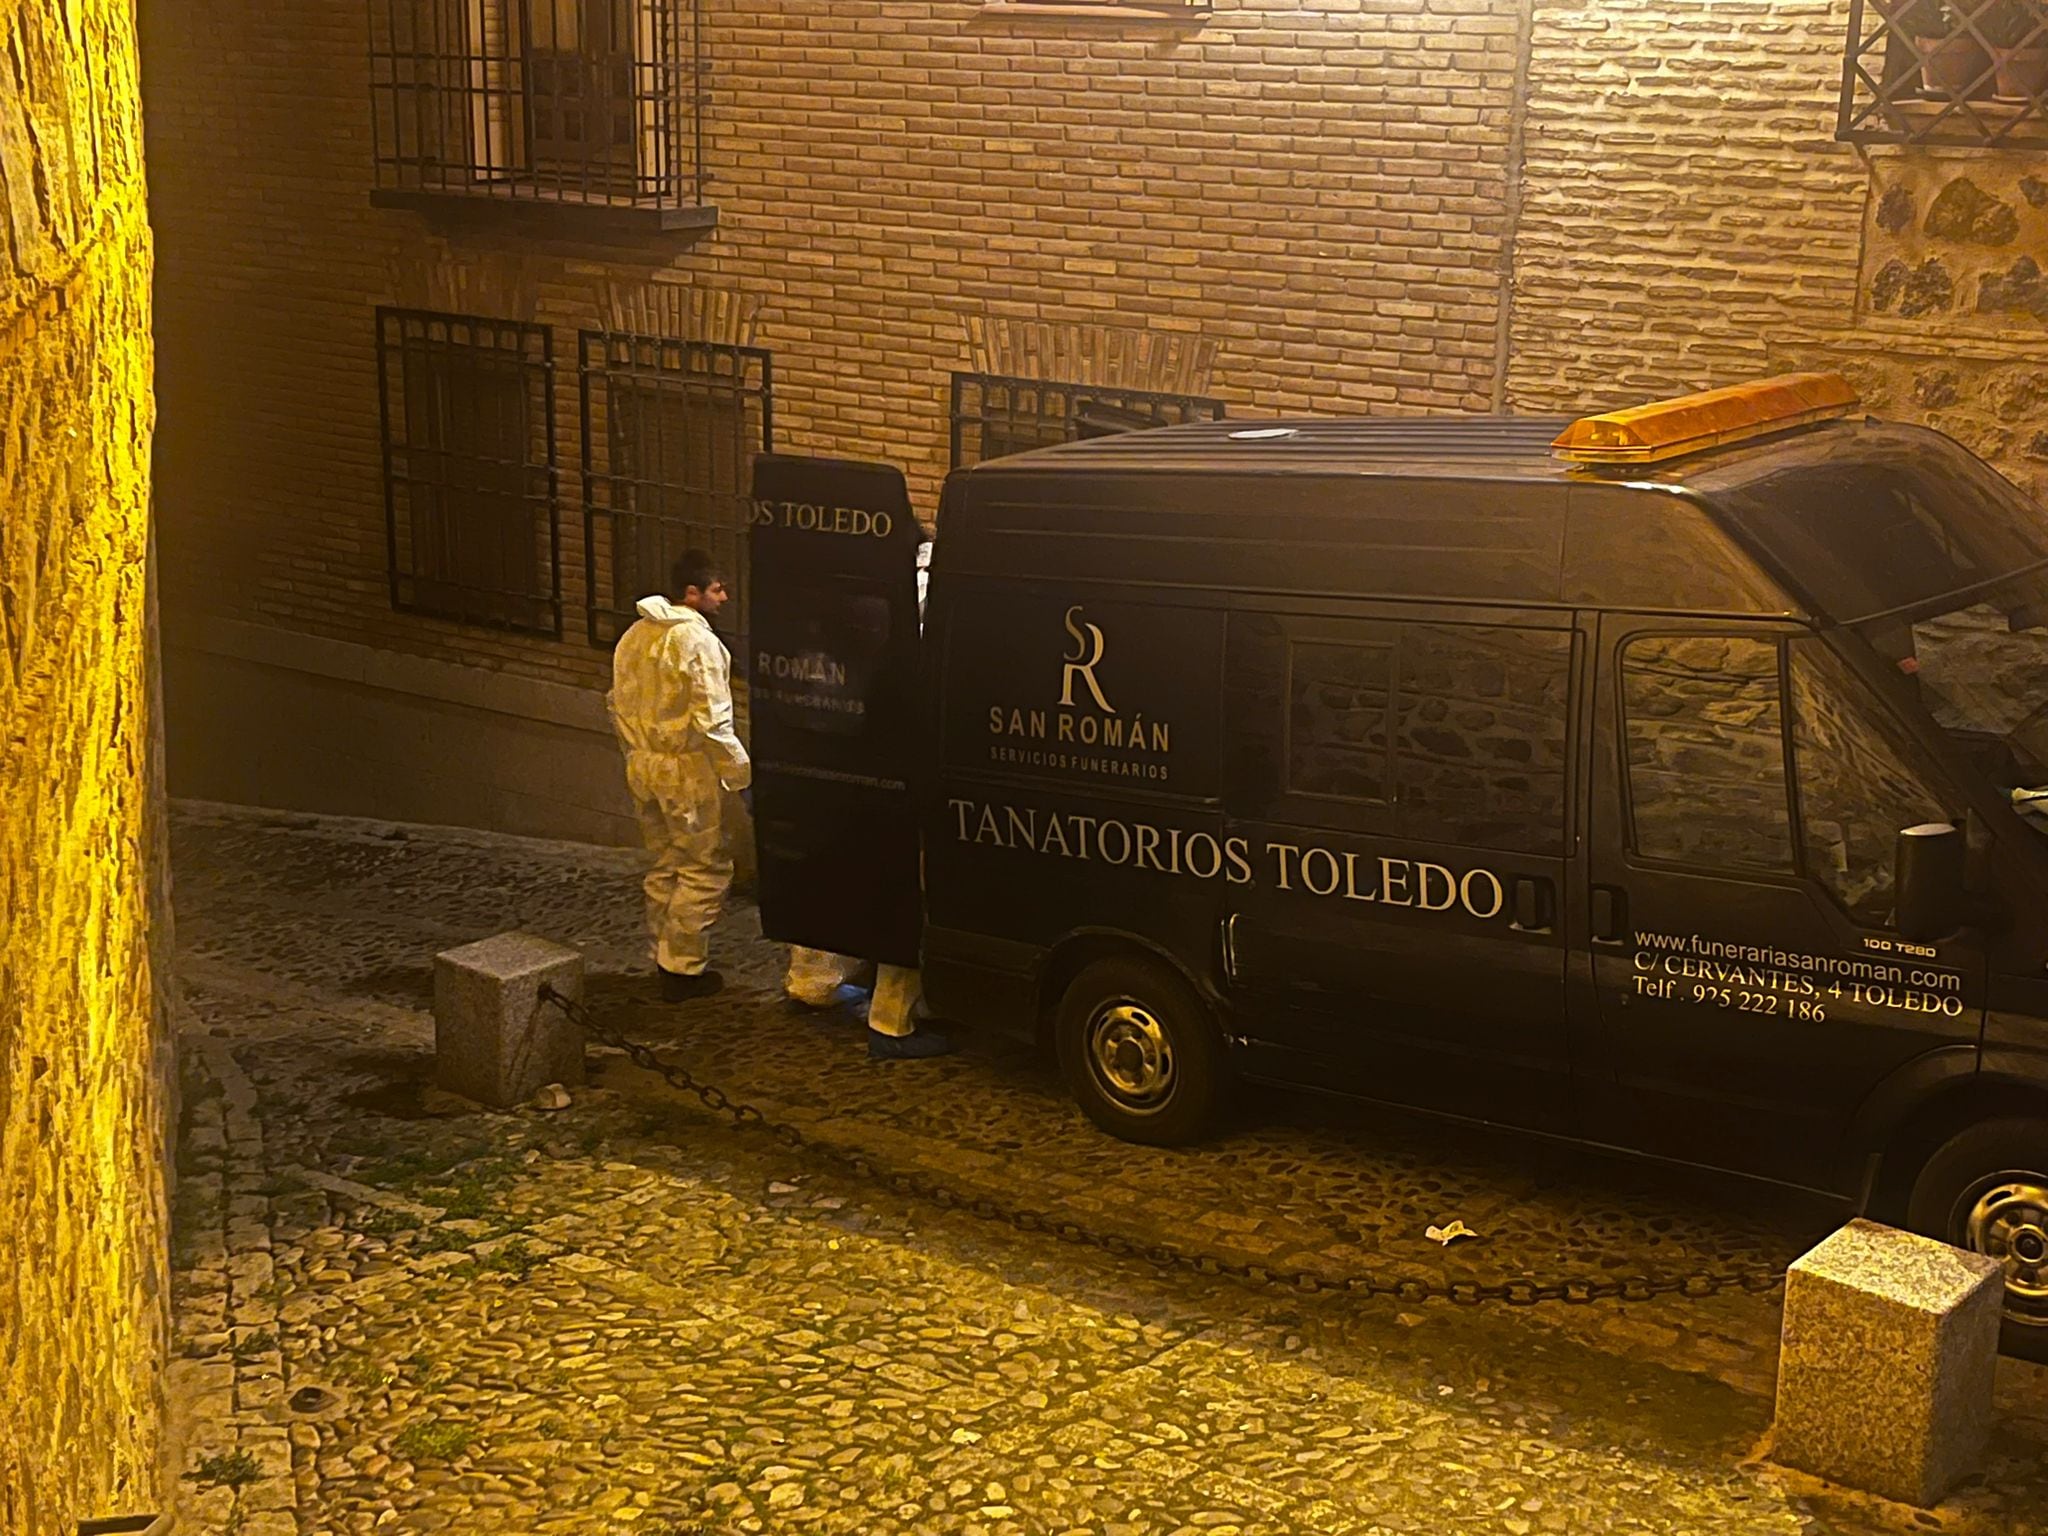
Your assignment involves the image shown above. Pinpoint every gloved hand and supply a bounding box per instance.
[739,787,754,816]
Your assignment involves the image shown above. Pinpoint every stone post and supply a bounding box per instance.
[433,933,588,1108]
[1772,1219,2004,1507]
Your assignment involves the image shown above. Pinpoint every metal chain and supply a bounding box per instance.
[538,985,1786,1308]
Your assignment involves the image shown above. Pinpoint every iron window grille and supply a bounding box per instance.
[368,0,709,221]
[376,308,562,636]
[949,373,1226,469]
[581,332,772,652]
[1839,0,2048,146]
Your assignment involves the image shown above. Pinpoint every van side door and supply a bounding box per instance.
[1583,614,1987,1188]
[749,454,926,967]
[1220,601,1580,1131]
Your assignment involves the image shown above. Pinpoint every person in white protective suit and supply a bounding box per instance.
[610,549,751,1001]
[784,539,955,1059]
[786,944,948,1059]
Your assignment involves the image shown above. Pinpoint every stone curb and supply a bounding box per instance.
[166,1038,300,1534]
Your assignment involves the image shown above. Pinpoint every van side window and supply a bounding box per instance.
[1289,640,1394,803]
[1397,625,1571,854]
[1231,614,1571,855]
[1621,634,1795,873]
[1227,612,1395,835]
[1790,640,1949,925]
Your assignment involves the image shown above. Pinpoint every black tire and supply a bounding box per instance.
[1904,1116,2048,1363]
[1054,954,1225,1147]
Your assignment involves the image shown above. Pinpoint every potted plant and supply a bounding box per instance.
[1898,0,1994,99]
[1985,0,2048,99]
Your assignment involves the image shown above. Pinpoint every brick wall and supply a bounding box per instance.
[1509,1,2048,499]
[1510,0,1868,406]
[144,0,2048,842]
[145,0,1525,695]
[1,2,172,1532]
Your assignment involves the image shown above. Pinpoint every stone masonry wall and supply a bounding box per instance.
[1808,149,2048,501]
[1511,0,1867,404]
[0,2,172,1534]
[142,0,1524,694]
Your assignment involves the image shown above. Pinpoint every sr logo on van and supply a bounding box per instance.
[986,604,1175,781]
[1060,606,1114,712]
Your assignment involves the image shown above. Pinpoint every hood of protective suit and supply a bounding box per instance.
[635,594,696,624]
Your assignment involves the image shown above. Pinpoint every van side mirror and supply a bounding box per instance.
[1895,822,1966,941]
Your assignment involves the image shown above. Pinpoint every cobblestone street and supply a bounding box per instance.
[163,802,2048,1536]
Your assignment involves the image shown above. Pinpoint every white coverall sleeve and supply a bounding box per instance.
[683,632,752,791]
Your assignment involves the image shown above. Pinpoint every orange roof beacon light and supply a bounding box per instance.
[1551,371,1861,466]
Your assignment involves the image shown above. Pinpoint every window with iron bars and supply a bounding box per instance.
[377,309,562,636]
[581,333,772,653]
[367,0,710,224]
[950,374,1226,469]
[1840,0,2048,146]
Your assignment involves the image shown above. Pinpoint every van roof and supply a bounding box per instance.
[940,414,2048,623]
[962,414,1579,483]
[955,412,1939,498]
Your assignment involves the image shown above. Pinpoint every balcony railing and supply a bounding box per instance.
[368,0,712,228]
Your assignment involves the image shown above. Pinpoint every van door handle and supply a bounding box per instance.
[1510,876,1554,934]
[1591,885,1628,945]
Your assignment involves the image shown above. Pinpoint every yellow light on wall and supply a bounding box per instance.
[1552,371,1861,465]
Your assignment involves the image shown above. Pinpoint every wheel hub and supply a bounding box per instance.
[1963,1174,2048,1324]
[1086,1001,1176,1113]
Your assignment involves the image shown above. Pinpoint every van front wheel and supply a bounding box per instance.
[1055,955,1223,1146]
[1905,1116,2048,1362]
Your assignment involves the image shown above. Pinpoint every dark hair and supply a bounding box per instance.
[671,548,722,596]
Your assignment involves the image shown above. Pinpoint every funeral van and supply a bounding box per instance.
[911,373,2048,1347]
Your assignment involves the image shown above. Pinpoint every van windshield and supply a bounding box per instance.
[1852,565,2048,833]
[1710,430,2048,621]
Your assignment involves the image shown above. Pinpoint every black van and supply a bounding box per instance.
[915,374,2048,1347]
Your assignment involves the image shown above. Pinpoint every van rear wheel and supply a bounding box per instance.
[1904,1116,2048,1362]
[1055,955,1223,1147]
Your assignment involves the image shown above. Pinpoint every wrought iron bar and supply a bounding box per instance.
[376,307,561,636]
[950,372,1226,469]
[368,0,707,209]
[580,329,773,649]
[1839,0,2048,147]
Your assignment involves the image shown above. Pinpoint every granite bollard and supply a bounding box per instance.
[433,932,586,1109]
[1772,1218,2004,1507]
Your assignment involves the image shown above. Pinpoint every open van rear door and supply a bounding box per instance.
[746,453,925,967]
